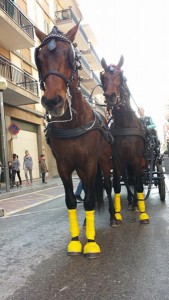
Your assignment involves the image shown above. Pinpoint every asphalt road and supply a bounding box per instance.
[1,182,169,300]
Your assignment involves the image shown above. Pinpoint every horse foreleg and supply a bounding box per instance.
[113,170,123,225]
[104,176,115,227]
[136,177,149,224]
[67,209,82,255]
[137,193,149,224]
[83,210,101,259]
[61,175,82,255]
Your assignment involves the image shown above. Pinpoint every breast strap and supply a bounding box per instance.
[45,111,114,145]
[111,128,145,140]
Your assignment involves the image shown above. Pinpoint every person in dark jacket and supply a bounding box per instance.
[12,154,22,186]
[39,154,48,184]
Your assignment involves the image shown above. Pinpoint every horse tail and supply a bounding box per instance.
[94,165,104,212]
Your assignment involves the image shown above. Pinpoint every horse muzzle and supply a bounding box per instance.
[104,92,118,108]
[41,95,66,116]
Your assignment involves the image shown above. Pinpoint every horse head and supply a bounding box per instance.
[34,23,81,117]
[100,55,128,109]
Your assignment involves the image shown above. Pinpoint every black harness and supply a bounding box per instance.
[45,111,114,145]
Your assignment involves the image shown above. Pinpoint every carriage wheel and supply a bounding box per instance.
[157,164,166,201]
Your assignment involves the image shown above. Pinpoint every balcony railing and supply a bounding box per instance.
[0,0,34,39]
[0,55,39,96]
[55,8,88,43]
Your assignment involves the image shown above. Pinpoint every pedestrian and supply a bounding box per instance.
[8,161,13,188]
[23,150,33,186]
[75,180,84,202]
[12,154,22,186]
[39,154,48,184]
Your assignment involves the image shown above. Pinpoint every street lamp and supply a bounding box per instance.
[0,76,10,192]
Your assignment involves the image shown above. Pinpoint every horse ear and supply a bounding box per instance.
[101,58,108,70]
[34,26,46,42]
[117,55,124,68]
[66,21,81,42]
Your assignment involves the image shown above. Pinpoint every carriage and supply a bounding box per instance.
[118,130,166,203]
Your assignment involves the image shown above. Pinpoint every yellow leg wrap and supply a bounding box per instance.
[114,194,122,220]
[85,210,95,240]
[68,209,80,238]
[83,242,101,256]
[137,193,149,221]
[84,210,101,258]
[67,240,82,255]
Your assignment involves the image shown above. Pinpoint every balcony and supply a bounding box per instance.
[0,0,35,50]
[80,42,101,71]
[55,8,88,50]
[0,55,40,106]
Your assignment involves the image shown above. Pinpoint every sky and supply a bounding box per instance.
[78,0,169,141]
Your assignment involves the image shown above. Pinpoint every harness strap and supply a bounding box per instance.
[111,128,145,140]
[43,70,70,85]
[45,112,114,145]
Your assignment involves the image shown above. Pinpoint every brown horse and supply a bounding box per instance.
[100,56,149,225]
[34,23,114,258]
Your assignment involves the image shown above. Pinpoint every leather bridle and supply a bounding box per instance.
[34,27,82,91]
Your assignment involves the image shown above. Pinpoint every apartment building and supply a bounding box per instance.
[0,0,104,180]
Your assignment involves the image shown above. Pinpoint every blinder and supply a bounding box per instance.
[68,43,76,69]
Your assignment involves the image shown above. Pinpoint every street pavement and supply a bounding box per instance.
[0,168,169,218]
[0,175,81,217]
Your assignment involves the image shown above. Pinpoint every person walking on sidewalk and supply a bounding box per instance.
[39,154,48,184]
[12,154,22,187]
[8,161,13,188]
[16,155,22,186]
[23,150,33,186]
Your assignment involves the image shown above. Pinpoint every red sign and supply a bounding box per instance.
[8,123,20,135]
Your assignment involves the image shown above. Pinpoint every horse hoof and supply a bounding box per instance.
[140,219,150,224]
[67,240,82,256]
[111,219,122,227]
[83,242,101,259]
[84,252,101,259]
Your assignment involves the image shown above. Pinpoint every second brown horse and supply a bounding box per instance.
[100,56,149,225]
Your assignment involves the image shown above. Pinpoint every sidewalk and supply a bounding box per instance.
[0,176,63,200]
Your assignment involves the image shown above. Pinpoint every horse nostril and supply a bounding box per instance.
[41,96,63,109]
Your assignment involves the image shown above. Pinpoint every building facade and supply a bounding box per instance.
[0,0,104,181]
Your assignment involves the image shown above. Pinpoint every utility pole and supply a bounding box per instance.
[0,76,10,192]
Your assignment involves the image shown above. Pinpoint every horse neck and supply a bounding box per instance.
[113,95,138,128]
